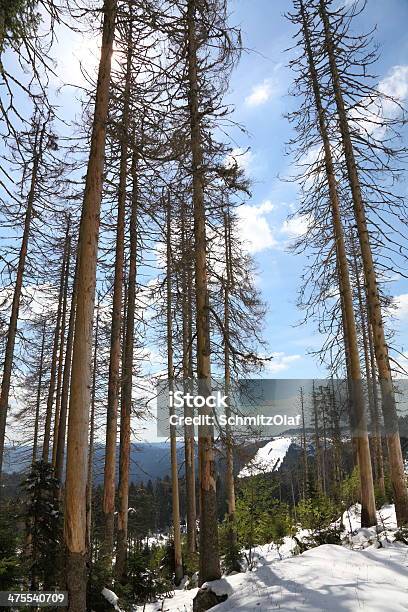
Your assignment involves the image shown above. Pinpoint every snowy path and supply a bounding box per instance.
[137,540,408,611]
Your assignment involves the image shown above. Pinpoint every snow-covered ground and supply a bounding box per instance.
[134,504,408,611]
[238,437,293,478]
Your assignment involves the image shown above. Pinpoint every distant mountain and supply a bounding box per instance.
[3,442,180,485]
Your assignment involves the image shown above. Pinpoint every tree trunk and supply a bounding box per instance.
[55,250,78,482]
[300,0,377,525]
[115,144,138,581]
[223,210,237,553]
[181,207,197,555]
[319,0,408,525]
[42,223,70,461]
[86,302,99,556]
[64,0,116,608]
[186,0,220,585]
[32,321,46,464]
[52,230,71,467]
[0,121,45,483]
[166,196,183,584]
[101,21,132,567]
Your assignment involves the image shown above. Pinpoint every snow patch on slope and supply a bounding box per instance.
[238,436,292,478]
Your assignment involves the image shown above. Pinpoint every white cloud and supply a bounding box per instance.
[280,214,311,238]
[265,352,302,374]
[379,65,408,104]
[394,294,408,321]
[237,200,276,253]
[245,78,275,107]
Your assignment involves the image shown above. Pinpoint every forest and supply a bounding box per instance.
[1,0,408,610]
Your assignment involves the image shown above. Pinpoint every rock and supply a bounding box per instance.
[193,587,228,611]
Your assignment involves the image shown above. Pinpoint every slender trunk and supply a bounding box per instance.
[300,387,308,497]
[223,211,237,554]
[351,231,383,492]
[64,0,116,608]
[101,25,131,566]
[367,312,386,495]
[42,223,70,462]
[186,0,220,584]
[32,321,46,464]
[166,197,183,584]
[319,0,408,525]
[0,122,45,482]
[181,209,197,555]
[313,384,322,494]
[52,231,71,467]
[300,0,376,525]
[116,144,138,581]
[86,303,99,554]
[55,251,78,482]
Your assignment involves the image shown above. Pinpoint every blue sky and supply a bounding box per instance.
[216,0,408,378]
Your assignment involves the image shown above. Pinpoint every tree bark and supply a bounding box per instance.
[42,222,70,462]
[181,206,197,555]
[319,0,408,525]
[32,321,46,464]
[55,251,78,482]
[300,0,377,525]
[166,196,183,584]
[186,0,221,584]
[64,0,116,608]
[101,19,131,567]
[52,230,71,467]
[86,301,99,555]
[115,144,138,581]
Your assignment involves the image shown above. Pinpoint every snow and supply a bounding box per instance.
[238,437,292,478]
[136,505,408,611]
[102,588,122,611]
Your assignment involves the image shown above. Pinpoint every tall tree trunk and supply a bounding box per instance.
[55,251,78,482]
[64,0,116,608]
[52,231,71,467]
[116,144,138,581]
[300,0,377,525]
[0,121,45,482]
[42,222,70,462]
[101,23,132,567]
[186,0,220,584]
[181,207,197,555]
[32,321,46,464]
[300,387,308,498]
[86,302,99,555]
[166,196,183,584]
[351,230,385,495]
[319,0,408,525]
[223,210,237,554]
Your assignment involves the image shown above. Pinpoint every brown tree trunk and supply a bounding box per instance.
[64,0,116,608]
[300,387,308,497]
[300,0,377,525]
[115,144,137,581]
[319,0,408,525]
[55,251,78,482]
[42,223,70,462]
[181,208,197,555]
[32,321,46,464]
[52,230,71,467]
[86,301,99,555]
[186,0,220,584]
[166,196,183,584]
[223,211,237,552]
[0,121,45,482]
[101,23,132,567]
